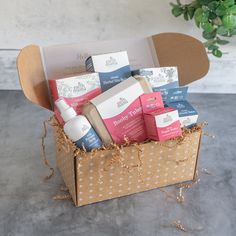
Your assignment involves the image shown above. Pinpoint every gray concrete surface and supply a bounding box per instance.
[0,91,235,236]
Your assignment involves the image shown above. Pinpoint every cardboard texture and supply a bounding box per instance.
[16,33,209,207]
[53,118,202,207]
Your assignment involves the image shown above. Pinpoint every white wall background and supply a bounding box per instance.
[0,0,236,93]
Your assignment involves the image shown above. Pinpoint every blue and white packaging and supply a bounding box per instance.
[85,51,131,92]
[165,87,198,128]
[55,98,102,151]
[132,67,179,100]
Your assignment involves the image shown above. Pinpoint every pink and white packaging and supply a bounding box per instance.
[49,73,101,123]
[143,107,182,141]
[90,77,152,144]
[140,92,164,113]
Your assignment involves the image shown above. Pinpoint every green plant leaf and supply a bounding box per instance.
[202,22,215,32]
[208,44,219,50]
[194,8,209,24]
[222,14,236,29]
[184,10,189,20]
[223,0,235,7]
[228,5,236,15]
[208,11,217,20]
[172,6,184,17]
[202,29,217,39]
[194,8,203,21]
[194,8,202,27]
[216,5,228,16]
[170,0,235,57]
[217,25,229,35]
[216,38,230,44]
[202,5,209,12]
[187,6,196,19]
[212,49,223,57]
[208,1,219,11]
[204,39,216,47]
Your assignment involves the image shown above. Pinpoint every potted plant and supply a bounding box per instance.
[170,0,236,57]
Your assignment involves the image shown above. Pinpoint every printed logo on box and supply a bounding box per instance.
[81,124,89,133]
[106,57,118,67]
[182,117,191,126]
[163,114,173,123]
[117,97,128,108]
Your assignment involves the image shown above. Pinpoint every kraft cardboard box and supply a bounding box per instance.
[53,118,202,206]
[17,33,209,207]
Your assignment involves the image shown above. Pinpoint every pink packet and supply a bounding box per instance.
[140,92,164,113]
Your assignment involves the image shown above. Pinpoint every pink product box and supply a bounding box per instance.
[49,73,101,124]
[140,92,164,113]
[87,77,152,144]
[143,107,182,141]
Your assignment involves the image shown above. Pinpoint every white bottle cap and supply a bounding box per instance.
[55,98,77,122]
[61,107,77,122]
[55,98,70,113]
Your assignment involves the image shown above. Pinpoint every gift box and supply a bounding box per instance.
[17,33,209,207]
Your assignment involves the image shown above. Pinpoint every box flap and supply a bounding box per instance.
[17,33,209,111]
[151,33,209,86]
[17,45,52,110]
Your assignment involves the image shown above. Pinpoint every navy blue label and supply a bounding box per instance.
[75,128,102,151]
[164,87,188,103]
[166,100,198,117]
[99,65,131,92]
[152,81,179,92]
[132,69,153,76]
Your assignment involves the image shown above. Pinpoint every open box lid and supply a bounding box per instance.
[17,33,209,111]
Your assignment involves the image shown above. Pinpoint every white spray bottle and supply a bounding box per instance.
[55,98,102,151]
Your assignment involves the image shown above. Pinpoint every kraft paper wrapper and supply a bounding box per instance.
[53,118,202,207]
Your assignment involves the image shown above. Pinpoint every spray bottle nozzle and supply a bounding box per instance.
[55,98,77,122]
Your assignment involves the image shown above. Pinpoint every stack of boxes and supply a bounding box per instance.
[49,50,198,147]
[164,87,198,128]
[140,92,182,141]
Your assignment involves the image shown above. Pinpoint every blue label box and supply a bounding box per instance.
[165,87,198,127]
[132,67,179,99]
[86,51,131,92]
